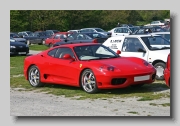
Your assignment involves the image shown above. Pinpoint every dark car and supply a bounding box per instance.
[23,31,51,45]
[10,33,27,44]
[10,41,29,56]
[133,26,167,34]
[18,31,33,37]
[45,30,60,36]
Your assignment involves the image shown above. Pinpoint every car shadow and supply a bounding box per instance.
[42,81,169,95]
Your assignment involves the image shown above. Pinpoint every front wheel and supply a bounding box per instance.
[28,65,44,87]
[154,62,166,80]
[81,69,99,93]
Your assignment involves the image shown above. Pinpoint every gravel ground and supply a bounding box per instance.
[10,88,170,116]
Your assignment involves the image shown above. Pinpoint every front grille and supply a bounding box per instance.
[111,78,126,85]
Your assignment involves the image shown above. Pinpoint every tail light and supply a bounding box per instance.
[166,54,170,70]
[93,39,98,43]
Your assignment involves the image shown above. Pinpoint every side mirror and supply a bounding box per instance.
[138,48,146,53]
[116,50,121,55]
[63,54,75,61]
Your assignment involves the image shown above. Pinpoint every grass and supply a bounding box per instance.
[127,111,139,114]
[149,103,170,107]
[29,44,49,51]
[10,55,170,100]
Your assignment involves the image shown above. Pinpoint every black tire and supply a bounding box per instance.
[81,69,99,93]
[49,43,53,48]
[28,65,44,87]
[154,62,166,80]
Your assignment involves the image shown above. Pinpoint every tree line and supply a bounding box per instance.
[10,10,170,32]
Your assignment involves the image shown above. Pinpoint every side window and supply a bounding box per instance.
[122,38,145,52]
[47,48,58,57]
[54,47,75,59]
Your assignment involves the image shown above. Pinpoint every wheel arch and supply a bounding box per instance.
[152,60,166,66]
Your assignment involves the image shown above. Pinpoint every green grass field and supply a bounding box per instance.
[29,44,49,51]
[10,55,170,100]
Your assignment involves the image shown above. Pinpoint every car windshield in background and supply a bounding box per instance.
[95,28,105,32]
[53,30,59,33]
[141,36,170,50]
[26,31,33,35]
[73,45,119,61]
[10,33,20,38]
[157,34,170,41]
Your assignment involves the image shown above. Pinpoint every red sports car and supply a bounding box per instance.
[164,53,170,87]
[24,43,156,93]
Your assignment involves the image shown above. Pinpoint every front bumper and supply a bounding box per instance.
[95,70,156,89]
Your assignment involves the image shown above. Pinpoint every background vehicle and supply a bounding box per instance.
[45,32,72,47]
[79,28,111,37]
[24,43,156,94]
[10,33,27,44]
[108,27,132,37]
[164,53,170,87]
[10,41,29,56]
[103,34,170,80]
[151,32,170,42]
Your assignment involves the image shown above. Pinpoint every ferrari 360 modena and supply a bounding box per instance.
[24,43,156,93]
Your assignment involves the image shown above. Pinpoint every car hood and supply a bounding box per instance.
[10,41,27,46]
[13,38,26,41]
[83,57,153,73]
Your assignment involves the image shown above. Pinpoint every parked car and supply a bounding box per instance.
[164,53,170,87]
[23,31,50,45]
[24,43,156,93]
[10,33,27,44]
[18,31,33,37]
[45,30,60,36]
[10,40,29,56]
[45,32,72,47]
[79,28,111,37]
[145,20,165,26]
[108,27,132,37]
[53,32,107,47]
[133,26,167,34]
[151,32,170,42]
[103,34,170,80]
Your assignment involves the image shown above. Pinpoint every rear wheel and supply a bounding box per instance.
[28,65,44,87]
[81,69,99,93]
[154,62,166,80]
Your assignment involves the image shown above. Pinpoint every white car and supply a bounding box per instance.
[150,32,170,42]
[145,20,165,26]
[108,27,132,37]
[103,34,170,80]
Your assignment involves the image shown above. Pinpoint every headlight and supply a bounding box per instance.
[99,65,120,72]
[10,46,16,48]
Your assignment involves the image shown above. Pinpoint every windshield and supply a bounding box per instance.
[73,45,119,60]
[141,36,170,50]
[95,28,105,32]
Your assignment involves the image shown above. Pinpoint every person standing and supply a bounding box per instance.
[117,22,121,27]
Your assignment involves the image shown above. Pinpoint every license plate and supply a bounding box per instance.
[134,75,150,82]
[18,52,26,54]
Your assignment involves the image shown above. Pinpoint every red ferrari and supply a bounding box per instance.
[24,43,156,93]
[164,53,170,87]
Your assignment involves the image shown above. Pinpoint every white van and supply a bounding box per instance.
[103,34,170,80]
